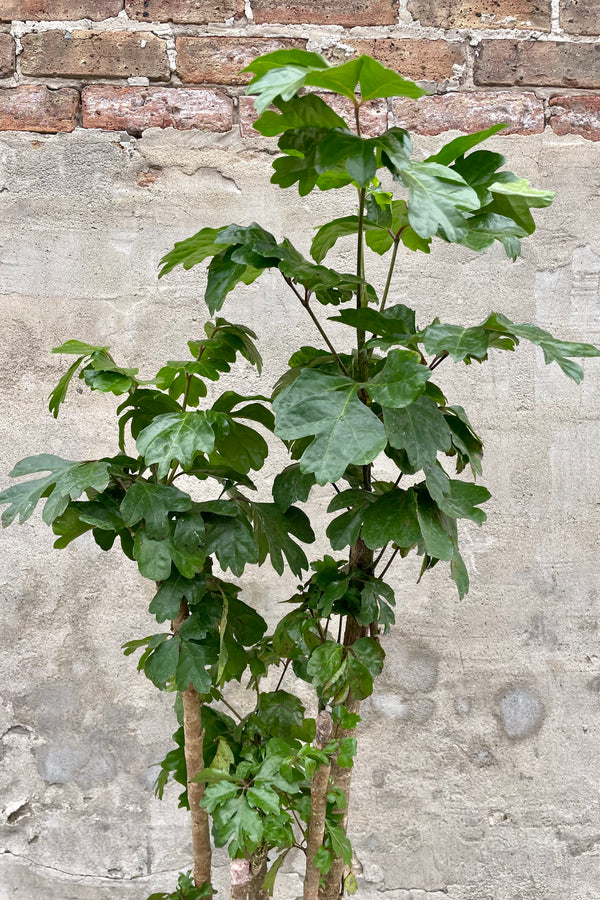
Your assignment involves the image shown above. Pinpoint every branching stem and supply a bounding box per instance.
[282,276,350,377]
[379,237,401,313]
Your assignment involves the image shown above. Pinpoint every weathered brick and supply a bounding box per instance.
[408,0,551,29]
[0,85,79,132]
[82,85,233,132]
[549,95,600,141]
[177,37,306,85]
[239,93,387,138]
[251,0,398,26]
[391,91,544,135]
[0,1,121,20]
[326,39,465,84]
[475,40,600,88]
[125,0,244,23]
[560,0,599,35]
[0,34,14,76]
[21,30,170,81]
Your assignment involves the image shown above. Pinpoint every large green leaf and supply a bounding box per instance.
[137,412,216,478]
[120,480,191,540]
[0,455,74,526]
[272,464,315,510]
[305,55,425,102]
[133,529,173,580]
[365,349,430,407]
[211,420,268,475]
[253,93,346,137]
[145,635,181,687]
[149,574,207,623]
[415,490,454,561]
[398,161,480,241]
[242,48,330,81]
[383,395,452,469]
[273,369,387,484]
[422,323,490,362]
[426,124,507,167]
[361,488,421,550]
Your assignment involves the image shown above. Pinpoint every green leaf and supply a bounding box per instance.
[51,505,93,549]
[415,490,454,561]
[398,161,480,241]
[242,48,329,80]
[249,502,315,576]
[311,215,385,265]
[41,460,113,524]
[305,55,425,102]
[336,736,357,768]
[200,780,240,814]
[263,850,291,896]
[426,124,507,166]
[150,574,207,623]
[361,488,421,550]
[120,481,192,540]
[175,640,214,693]
[134,530,173,580]
[158,226,225,277]
[48,356,85,418]
[351,637,385,677]
[365,349,430,407]
[257,691,305,739]
[383,395,452,469]
[145,636,181,688]
[327,824,353,865]
[52,339,110,356]
[253,93,346,138]
[451,548,469,599]
[213,794,263,857]
[137,412,216,478]
[272,464,315,510]
[274,369,387,484]
[330,304,416,342]
[225,596,268,646]
[247,784,281,816]
[307,642,345,694]
[482,312,600,383]
[204,516,259,576]
[422,323,491,362]
[212,419,268,475]
[314,847,334,875]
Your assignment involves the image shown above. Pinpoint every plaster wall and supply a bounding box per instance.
[0,126,599,899]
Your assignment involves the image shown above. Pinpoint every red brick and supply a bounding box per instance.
[475,40,600,88]
[251,0,398,26]
[177,37,306,85]
[125,0,244,23]
[21,30,170,81]
[391,91,544,135]
[408,0,551,29]
[0,1,121,20]
[239,93,387,138]
[82,85,233,132]
[0,34,14,76]
[0,85,79,132]
[560,0,599,35]
[549,95,600,141]
[326,39,465,84]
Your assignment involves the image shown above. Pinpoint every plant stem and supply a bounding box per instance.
[379,238,400,313]
[429,350,449,371]
[304,711,334,900]
[355,188,368,378]
[379,546,400,579]
[173,601,212,892]
[282,276,350,377]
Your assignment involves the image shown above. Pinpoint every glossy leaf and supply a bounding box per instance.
[137,412,216,478]
[120,480,191,540]
[365,349,430,407]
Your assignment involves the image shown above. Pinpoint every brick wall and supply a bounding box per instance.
[0,2,599,139]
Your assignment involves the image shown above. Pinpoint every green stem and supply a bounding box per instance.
[356,188,368,380]
[379,237,400,313]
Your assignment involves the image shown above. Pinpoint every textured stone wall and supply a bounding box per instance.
[1,3,600,900]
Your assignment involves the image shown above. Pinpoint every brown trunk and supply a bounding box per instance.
[230,847,269,900]
[303,711,334,900]
[320,536,372,899]
[173,601,212,892]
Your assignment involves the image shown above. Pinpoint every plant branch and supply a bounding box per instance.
[355,188,368,378]
[216,692,244,721]
[282,276,350,377]
[429,350,449,371]
[379,237,401,313]
[275,658,291,691]
[379,546,400,579]
[303,711,333,900]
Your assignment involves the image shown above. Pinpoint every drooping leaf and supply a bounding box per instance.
[144,635,181,688]
[248,501,315,576]
[426,124,507,167]
[383,395,452,469]
[361,488,421,550]
[133,529,173,581]
[415,490,454,561]
[272,464,316,510]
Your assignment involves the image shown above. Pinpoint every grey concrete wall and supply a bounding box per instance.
[1,126,599,900]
